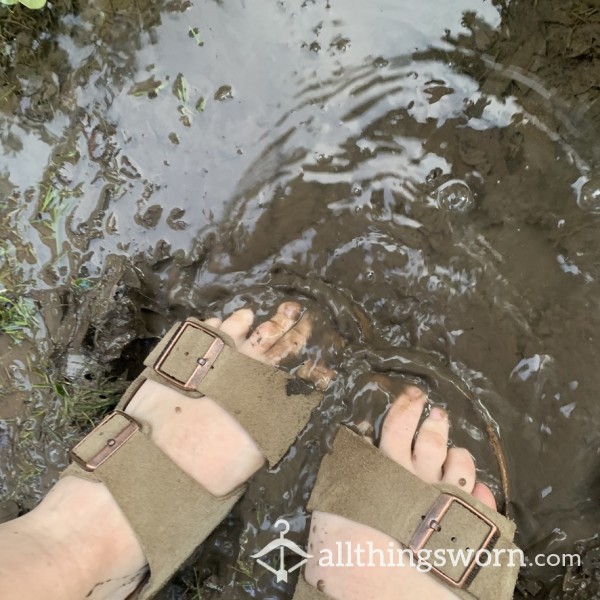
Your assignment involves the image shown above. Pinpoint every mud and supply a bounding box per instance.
[1,0,600,598]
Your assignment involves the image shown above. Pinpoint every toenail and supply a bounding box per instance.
[406,386,425,401]
[283,302,301,319]
[429,407,447,421]
[458,477,467,487]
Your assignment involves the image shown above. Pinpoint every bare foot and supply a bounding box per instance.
[305,385,497,600]
[0,302,318,600]
[125,301,316,496]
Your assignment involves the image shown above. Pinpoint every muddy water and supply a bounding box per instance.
[1,0,600,598]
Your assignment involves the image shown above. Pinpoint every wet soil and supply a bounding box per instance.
[1,0,600,598]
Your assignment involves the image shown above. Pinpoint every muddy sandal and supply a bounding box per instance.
[61,318,321,599]
[293,427,520,600]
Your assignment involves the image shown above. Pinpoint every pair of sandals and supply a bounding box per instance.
[63,315,520,599]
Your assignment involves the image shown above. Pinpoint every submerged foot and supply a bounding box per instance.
[305,385,497,600]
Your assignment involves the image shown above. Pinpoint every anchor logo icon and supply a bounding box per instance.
[251,519,313,583]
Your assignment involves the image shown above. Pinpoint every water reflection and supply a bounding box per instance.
[1,0,600,598]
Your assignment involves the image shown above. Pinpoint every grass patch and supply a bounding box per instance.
[0,288,36,341]
[35,183,81,255]
[35,372,126,429]
[60,381,123,428]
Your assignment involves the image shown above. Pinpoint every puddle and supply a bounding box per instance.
[1,0,600,597]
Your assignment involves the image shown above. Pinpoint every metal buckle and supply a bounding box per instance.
[153,321,225,391]
[71,411,140,472]
[409,493,499,588]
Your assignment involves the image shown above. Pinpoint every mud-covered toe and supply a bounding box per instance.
[61,317,322,599]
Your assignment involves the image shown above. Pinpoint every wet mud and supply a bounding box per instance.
[1,0,600,598]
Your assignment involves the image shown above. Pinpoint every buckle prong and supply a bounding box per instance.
[428,519,441,532]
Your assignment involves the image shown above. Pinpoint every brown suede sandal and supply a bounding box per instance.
[61,318,322,599]
[293,427,521,600]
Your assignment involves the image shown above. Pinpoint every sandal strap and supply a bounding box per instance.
[294,427,520,600]
[62,411,244,599]
[62,317,322,599]
[118,318,321,467]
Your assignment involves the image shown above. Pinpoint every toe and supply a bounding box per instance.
[297,359,336,390]
[412,407,449,483]
[203,317,222,328]
[263,311,312,365]
[380,386,427,472]
[441,447,476,492]
[240,302,302,361]
[472,483,497,510]
[218,308,254,346]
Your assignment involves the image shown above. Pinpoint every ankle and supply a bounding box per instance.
[28,475,147,599]
[26,378,268,597]
[10,368,267,600]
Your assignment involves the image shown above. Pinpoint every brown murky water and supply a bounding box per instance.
[1,0,600,598]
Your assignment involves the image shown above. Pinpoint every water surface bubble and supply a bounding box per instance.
[576,176,600,213]
[435,179,475,212]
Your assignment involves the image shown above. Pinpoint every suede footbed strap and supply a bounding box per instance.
[62,317,322,599]
[122,318,321,467]
[62,412,244,599]
[293,427,520,600]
